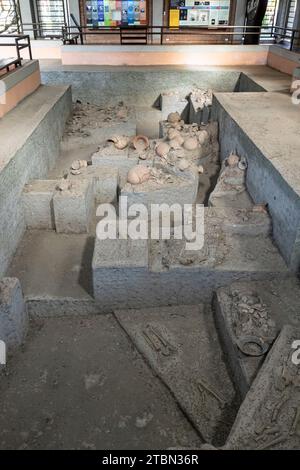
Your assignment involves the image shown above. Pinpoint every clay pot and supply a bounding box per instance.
[198,130,209,146]
[183,137,198,151]
[227,153,239,167]
[167,128,181,140]
[156,142,170,158]
[178,159,190,171]
[108,135,129,150]
[175,135,185,146]
[132,135,150,152]
[127,165,151,185]
[167,112,181,124]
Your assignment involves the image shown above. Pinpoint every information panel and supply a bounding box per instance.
[86,0,147,27]
[169,0,231,27]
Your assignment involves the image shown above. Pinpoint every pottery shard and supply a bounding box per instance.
[183,137,198,151]
[156,142,171,158]
[167,112,181,124]
[108,135,129,150]
[127,165,151,185]
[132,135,150,152]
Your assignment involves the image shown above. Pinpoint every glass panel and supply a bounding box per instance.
[36,0,66,37]
[0,0,21,33]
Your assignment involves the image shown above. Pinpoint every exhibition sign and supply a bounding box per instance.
[169,0,231,27]
[85,0,147,27]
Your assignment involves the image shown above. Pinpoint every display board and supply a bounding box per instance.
[85,0,147,27]
[169,0,231,27]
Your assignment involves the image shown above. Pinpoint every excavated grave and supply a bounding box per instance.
[160,90,189,121]
[214,278,300,398]
[115,304,238,446]
[62,101,136,151]
[224,325,300,450]
[93,206,290,311]
[120,164,199,208]
[208,159,253,209]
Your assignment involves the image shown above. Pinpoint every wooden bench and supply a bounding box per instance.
[0,57,22,74]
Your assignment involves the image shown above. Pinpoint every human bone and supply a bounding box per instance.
[127,165,151,185]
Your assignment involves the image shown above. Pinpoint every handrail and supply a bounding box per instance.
[1,25,299,51]
[70,13,84,45]
[0,34,32,60]
[58,24,300,50]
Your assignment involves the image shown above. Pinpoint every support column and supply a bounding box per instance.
[152,0,164,43]
[19,0,34,38]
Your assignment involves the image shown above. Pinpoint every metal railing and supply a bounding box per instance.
[0,34,32,60]
[1,24,299,52]
[58,24,300,51]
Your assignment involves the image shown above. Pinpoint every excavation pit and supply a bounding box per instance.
[2,64,300,450]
